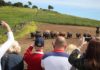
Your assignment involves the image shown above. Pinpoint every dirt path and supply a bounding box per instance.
[18,23,96,54]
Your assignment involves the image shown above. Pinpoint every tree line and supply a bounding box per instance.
[0,0,54,10]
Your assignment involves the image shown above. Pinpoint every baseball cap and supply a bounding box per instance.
[35,37,44,47]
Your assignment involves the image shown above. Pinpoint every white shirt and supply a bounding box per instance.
[41,52,72,70]
[0,32,14,70]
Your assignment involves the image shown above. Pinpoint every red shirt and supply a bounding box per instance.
[24,46,44,70]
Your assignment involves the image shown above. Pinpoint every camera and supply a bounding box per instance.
[85,37,92,42]
[83,33,92,42]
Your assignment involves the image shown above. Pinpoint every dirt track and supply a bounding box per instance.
[19,23,96,54]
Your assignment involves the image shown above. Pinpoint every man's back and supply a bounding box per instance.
[24,46,44,70]
[41,52,72,70]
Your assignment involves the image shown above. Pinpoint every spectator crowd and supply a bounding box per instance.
[0,21,100,70]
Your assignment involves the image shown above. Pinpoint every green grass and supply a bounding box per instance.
[15,21,37,39]
[0,6,37,26]
[34,11,100,27]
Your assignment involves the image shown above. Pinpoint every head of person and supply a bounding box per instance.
[85,38,100,69]
[85,38,100,59]
[7,41,21,54]
[67,44,77,55]
[53,36,67,50]
[34,37,44,50]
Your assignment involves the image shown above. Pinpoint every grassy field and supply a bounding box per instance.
[0,6,100,42]
[34,11,100,27]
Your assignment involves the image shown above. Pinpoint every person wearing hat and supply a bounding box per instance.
[24,36,44,70]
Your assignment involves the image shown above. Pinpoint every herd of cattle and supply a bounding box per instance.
[30,30,93,40]
[30,27,100,41]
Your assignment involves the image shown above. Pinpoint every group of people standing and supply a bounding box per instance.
[0,21,100,70]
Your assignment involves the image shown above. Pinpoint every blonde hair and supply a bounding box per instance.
[67,44,77,55]
[7,41,21,53]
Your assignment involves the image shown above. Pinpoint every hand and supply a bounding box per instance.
[30,44,34,47]
[1,21,11,32]
[1,21,9,28]
[79,37,88,53]
[78,37,86,47]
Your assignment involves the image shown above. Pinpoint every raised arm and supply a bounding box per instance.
[0,21,14,59]
[68,37,88,69]
[24,45,34,64]
[68,49,84,69]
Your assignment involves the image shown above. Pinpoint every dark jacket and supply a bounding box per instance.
[68,49,90,70]
[1,53,24,70]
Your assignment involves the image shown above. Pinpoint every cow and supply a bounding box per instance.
[59,32,66,37]
[35,30,42,38]
[76,33,81,39]
[43,30,50,39]
[67,32,72,39]
[83,33,87,37]
[50,31,56,39]
[30,32,36,39]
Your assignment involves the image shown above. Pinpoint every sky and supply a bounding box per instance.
[5,0,100,21]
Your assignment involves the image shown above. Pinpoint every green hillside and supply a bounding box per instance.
[0,6,100,42]
[0,6,100,27]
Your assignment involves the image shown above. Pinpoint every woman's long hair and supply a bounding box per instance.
[85,38,100,70]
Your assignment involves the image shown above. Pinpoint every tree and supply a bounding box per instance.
[24,5,29,8]
[32,5,38,9]
[0,0,6,6]
[48,5,54,10]
[13,2,23,7]
[28,1,32,7]
[6,1,12,6]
